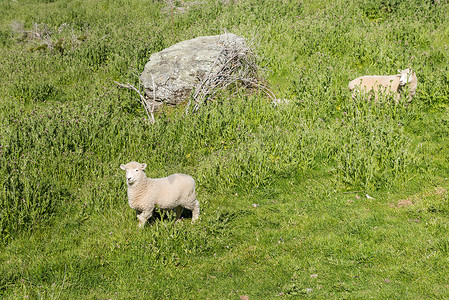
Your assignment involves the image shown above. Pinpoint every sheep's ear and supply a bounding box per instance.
[141,163,147,170]
[120,164,126,170]
[397,69,402,73]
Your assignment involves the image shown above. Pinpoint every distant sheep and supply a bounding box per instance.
[120,161,200,228]
[348,68,418,102]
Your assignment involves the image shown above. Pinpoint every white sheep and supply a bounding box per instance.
[120,161,200,227]
[348,68,418,102]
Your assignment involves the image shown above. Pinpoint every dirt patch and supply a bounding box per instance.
[434,186,447,195]
[390,199,414,208]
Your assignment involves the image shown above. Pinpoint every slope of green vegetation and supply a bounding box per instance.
[1,0,448,298]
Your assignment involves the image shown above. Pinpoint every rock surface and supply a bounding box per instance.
[139,33,247,106]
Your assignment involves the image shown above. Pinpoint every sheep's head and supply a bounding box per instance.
[120,161,147,185]
[398,68,413,85]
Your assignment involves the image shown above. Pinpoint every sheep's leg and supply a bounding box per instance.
[372,91,378,103]
[191,200,200,222]
[175,206,184,219]
[394,93,400,104]
[136,209,153,228]
[351,90,356,100]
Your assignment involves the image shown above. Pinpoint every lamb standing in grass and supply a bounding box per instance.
[348,68,418,102]
[120,161,200,227]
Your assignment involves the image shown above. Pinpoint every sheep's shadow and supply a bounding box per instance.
[146,208,193,224]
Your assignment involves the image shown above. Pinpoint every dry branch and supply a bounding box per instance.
[114,81,155,124]
[11,21,86,52]
[188,37,275,114]
[11,21,52,41]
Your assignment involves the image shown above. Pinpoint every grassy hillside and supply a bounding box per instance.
[1,0,449,298]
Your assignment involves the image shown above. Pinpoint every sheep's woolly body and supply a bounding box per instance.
[348,69,417,102]
[121,161,199,227]
[348,74,400,100]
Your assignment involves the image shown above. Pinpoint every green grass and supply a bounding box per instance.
[1,0,449,298]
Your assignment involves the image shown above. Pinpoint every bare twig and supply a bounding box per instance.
[186,36,275,114]
[114,81,155,124]
[11,21,87,52]
[150,74,156,124]
[339,191,364,194]
[11,21,52,40]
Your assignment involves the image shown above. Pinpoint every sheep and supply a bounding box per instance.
[120,161,200,228]
[348,68,418,102]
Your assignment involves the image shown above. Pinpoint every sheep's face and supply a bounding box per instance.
[399,69,413,85]
[120,162,147,185]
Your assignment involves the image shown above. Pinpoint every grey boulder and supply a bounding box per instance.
[139,33,248,106]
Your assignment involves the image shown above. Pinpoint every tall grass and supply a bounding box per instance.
[0,0,446,242]
[1,0,449,298]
